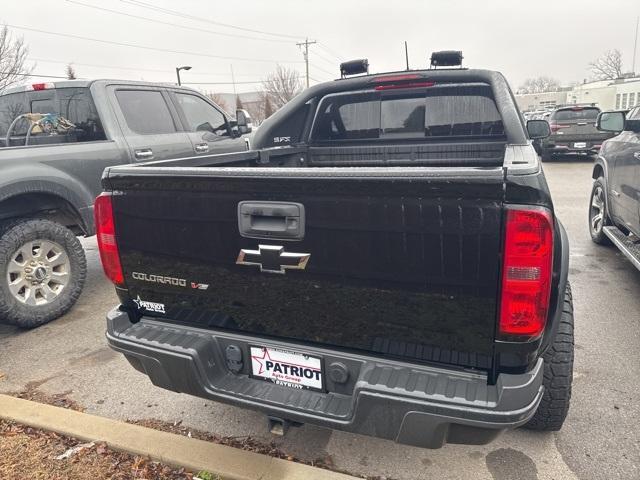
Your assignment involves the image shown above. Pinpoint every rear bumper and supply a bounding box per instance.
[541,139,603,154]
[106,308,544,448]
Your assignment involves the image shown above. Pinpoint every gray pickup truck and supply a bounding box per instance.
[0,79,252,328]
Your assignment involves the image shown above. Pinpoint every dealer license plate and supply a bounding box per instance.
[573,142,587,148]
[250,346,323,391]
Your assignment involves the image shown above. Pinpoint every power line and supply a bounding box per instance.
[311,63,336,77]
[65,0,292,44]
[312,48,339,67]
[29,57,278,77]
[317,42,345,61]
[120,0,302,40]
[0,72,76,79]
[7,24,304,64]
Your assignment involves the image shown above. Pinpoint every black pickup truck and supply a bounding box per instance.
[99,56,573,448]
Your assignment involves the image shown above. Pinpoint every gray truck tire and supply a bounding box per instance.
[588,177,612,245]
[524,283,574,431]
[0,219,86,328]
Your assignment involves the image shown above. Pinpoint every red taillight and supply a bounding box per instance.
[499,208,554,338]
[374,81,435,91]
[549,122,570,132]
[31,83,47,91]
[94,193,124,286]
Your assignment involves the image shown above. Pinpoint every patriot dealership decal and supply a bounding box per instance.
[250,346,323,391]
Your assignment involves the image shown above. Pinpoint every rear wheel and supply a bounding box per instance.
[589,177,611,245]
[0,219,86,328]
[540,149,552,162]
[524,283,574,431]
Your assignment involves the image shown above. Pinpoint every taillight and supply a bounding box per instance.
[499,208,554,338]
[549,122,570,132]
[94,193,124,286]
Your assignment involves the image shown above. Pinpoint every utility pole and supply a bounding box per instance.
[404,41,409,70]
[296,38,317,88]
[633,16,639,75]
[230,64,237,108]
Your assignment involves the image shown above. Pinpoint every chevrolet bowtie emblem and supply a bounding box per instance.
[236,245,310,274]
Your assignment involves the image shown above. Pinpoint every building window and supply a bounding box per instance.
[616,94,621,109]
[630,93,636,108]
[622,93,628,109]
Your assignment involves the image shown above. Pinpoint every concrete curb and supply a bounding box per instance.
[0,394,358,480]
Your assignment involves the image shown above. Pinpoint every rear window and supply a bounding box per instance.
[0,87,106,143]
[554,108,600,121]
[311,84,504,142]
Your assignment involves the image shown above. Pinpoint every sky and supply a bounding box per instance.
[2,0,640,94]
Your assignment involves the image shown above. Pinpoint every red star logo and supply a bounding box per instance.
[251,348,273,375]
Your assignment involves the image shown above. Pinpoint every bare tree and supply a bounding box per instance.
[206,92,228,113]
[0,25,34,93]
[517,76,560,94]
[263,94,274,119]
[262,65,302,109]
[236,95,244,110]
[65,64,77,80]
[589,50,624,80]
[243,98,265,125]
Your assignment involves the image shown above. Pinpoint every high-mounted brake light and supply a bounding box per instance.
[94,193,124,286]
[499,208,554,338]
[28,83,54,91]
[372,73,422,83]
[375,81,435,91]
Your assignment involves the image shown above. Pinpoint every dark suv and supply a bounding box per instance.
[589,107,640,269]
[540,106,613,160]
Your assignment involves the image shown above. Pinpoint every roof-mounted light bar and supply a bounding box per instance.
[430,50,463,68]
[340,59,369,78]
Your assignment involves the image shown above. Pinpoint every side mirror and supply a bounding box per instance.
[527,119,551,139]
[596,111,625,133]
[236,109,253,135]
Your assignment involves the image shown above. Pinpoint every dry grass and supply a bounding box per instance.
[0,420,197,480]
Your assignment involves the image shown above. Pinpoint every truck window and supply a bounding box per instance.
[553,108,600,121]
[311,84,504,142]
[0,87,106,144]
[174,93,227,135]
[115,90,177,135]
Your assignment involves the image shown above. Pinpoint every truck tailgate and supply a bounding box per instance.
[106,166,505,371]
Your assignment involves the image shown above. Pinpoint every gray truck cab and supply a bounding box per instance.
[0,79,252,328]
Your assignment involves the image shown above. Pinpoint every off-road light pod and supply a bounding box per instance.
[340,59,369,78]
[430,50,463,68]
[499,208,554,338]
[94,193,124,286]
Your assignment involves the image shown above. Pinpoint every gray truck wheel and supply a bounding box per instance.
[589,177,611,245]
[524,283,574,431]
[0,219,86,328]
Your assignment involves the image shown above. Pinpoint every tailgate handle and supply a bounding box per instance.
[238,201,305,241]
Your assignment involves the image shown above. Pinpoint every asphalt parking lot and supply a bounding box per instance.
[1,157,638,480]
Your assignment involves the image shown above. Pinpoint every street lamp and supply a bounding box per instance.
[175,66,192,86]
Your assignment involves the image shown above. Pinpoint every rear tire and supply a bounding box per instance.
[540,149,552,162]
[0,219,86,328]
[589,177,611,245]
[524,283,574,431]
